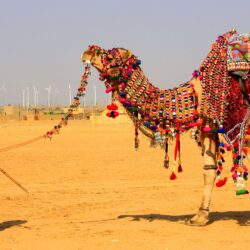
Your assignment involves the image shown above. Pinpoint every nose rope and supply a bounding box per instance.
[0,64,91,193]
[44,63,91,139]
[0,63,91,153]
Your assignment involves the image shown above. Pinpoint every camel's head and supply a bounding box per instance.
[81,45,133,73]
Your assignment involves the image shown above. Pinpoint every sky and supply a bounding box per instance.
[0,0,250,106]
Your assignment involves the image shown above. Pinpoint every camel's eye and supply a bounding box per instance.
[96,49,101,55]
[85,51,93,57]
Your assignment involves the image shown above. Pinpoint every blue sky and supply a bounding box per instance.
[0,0,249,105]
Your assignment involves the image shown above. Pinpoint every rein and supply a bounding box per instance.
[0,64,91,192]
[0,63,91,153]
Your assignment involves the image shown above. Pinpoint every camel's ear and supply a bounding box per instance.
[118,48,132,62]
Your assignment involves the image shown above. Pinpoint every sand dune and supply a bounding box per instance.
[0,120,250,249]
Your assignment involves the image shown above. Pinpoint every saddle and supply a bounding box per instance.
[227,33,250,71]
[199,30,250,140]
[227,33,250,110]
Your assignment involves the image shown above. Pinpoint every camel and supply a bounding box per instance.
[81,29,250,226]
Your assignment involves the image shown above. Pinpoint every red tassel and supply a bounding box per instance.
[106,111,119,118]
[243,147,248,155]
[107,103,118,110]
[170,171,177,180]
[216,177,228,187]
[178,164,183,173]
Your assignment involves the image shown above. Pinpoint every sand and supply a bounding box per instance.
[0,119,250,250]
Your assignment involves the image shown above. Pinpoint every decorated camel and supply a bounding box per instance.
[44,29,250,226]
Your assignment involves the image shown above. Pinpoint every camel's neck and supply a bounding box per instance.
[120,67,155,109]
[114,66,198,132]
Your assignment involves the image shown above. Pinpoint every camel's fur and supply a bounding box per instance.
[82,48,221,226]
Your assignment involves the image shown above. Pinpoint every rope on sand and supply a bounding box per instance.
[0,168,29,194]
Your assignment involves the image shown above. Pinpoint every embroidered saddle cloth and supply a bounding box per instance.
[227,33,250,71]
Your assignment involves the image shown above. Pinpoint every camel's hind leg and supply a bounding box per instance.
[187,133,218,226]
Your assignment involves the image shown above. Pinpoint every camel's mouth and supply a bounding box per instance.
[83,59,90,65]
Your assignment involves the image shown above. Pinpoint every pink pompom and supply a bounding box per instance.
[188,122,197,128]
[232,172,237,179]
[118,97,126,103]
[121,82,126,88]
[106,86,114,93]
[203,127,212,132]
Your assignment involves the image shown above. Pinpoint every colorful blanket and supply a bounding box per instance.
[227,33,250,71]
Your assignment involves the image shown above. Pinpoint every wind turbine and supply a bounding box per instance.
[69,83,72,105]
[0,84,7,106]
[33,86,37,107]
[35,90,39,106]
[22,89,25,107]
[45,86,52,107]
[53,88,60,106]
[93,84,97,106]
[26,87,30,107]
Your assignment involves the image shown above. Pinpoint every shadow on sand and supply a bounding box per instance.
[118,211,250,226]
[0,220,28,231]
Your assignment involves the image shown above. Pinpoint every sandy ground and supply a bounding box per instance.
[0,119,250,250]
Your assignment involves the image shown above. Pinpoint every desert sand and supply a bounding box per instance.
[0,119,250,250]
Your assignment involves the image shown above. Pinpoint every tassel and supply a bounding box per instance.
[164,135,169,169]
[178,164,183,173]
[134,139,139,149]
[236,189,249,195]
[172,124,182,175]
[150,138,156,147]
[106,97,119,118]
[107,103,118,110]
[170,171,177,180]
[134,112,139,150]
[216,177,228,187]
[164,159,169,169]
[177,136,183,173]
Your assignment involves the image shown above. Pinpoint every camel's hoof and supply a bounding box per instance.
[186,218,208,226]
[186,210,209,226]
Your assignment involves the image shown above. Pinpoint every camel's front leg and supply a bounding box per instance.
[187,133,217,226]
